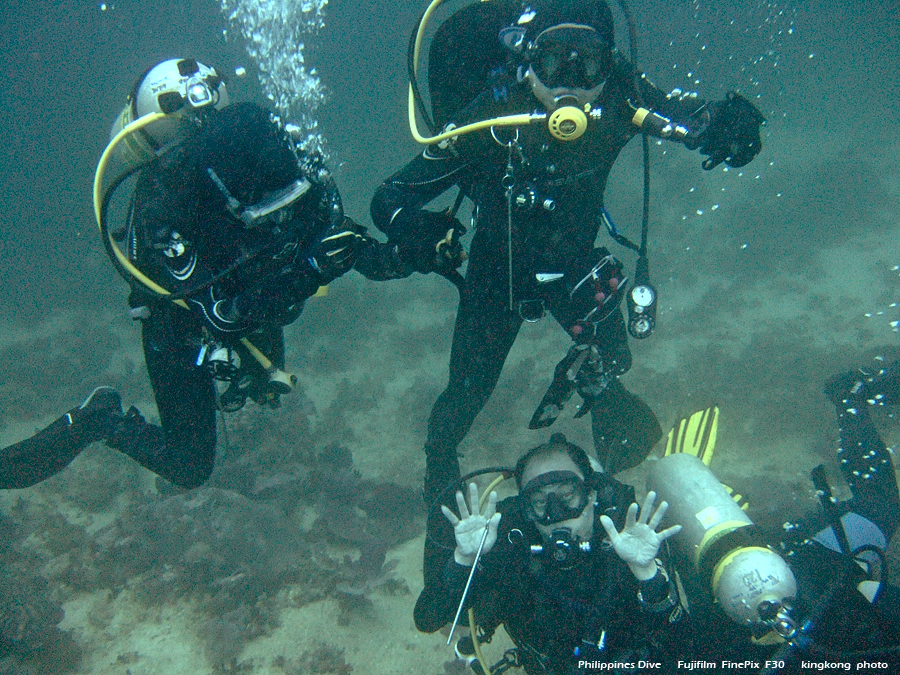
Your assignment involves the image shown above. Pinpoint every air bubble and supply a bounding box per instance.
[219,0,330,158]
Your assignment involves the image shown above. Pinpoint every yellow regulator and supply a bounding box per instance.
[547,106,588,141]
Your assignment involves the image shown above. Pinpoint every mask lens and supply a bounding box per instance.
[530,28,609,89]
[523,473,589,525]
[534,48,563,85]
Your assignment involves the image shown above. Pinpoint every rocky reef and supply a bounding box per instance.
[0,395,421,671]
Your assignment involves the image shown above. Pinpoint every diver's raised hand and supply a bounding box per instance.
[442,482,501,566]
[599,491,682,580]
[697,91,765,170]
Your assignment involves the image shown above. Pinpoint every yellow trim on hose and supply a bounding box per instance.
[479,474,507,510]
[412,0,444,79]
[92,112,191,309]
[407,0,544,145]
[469,606,493,675]
[408,85,544,145]
[92,110,295,386]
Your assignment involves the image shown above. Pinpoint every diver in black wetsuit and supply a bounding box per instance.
[771,360,900,665]
[646,377,900,672]
[0,58,406,491]
[431,421,900,674]
[441,434,685,674]
[370,0,765,631]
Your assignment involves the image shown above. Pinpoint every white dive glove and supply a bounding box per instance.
[442,482,502,567]
[599,490,682,580]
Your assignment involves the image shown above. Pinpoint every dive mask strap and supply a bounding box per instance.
[206,167,311,229]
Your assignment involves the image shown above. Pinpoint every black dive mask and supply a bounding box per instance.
[522,470,591,526]
[528,25,610,91]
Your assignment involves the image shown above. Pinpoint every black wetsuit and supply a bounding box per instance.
[668,366,900,671]
[441,476,683,674]
[372,48,725,630]
[668,540,900,673]
[826,363,900,540]
[372,58,716,492]
[0,102,403,490]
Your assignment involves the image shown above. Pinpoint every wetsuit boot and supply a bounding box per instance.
[414,447,462,633]
[0,387,123,489]
[106,406,166,470]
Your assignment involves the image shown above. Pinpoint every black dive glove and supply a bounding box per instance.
[393,209,467,274]
[307,217,364,283]
[240,218,365,324]
[216,218,361,331]
[224,272,307,329]
[697,92,765,170]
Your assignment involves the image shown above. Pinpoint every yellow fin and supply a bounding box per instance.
[664,407,750,509]
[664,406,719,466]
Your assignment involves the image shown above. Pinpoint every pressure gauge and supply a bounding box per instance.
[631,284,656,309]
[627,283,657,339]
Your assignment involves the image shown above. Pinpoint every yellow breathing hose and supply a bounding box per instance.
[92,110,294,385]
[92,112,190,309]
[412,0,444,78]
[408,0,543,145]
[408,90,543,145]
[479,474,507,510]
[469,607,492,675]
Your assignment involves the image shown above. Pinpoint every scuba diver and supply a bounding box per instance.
[440,433,685,674]
[435,409,900,674]
[0,58,406,491]
[648,407,900,672]
[370,0,765,631]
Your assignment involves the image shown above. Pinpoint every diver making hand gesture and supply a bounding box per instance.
[599,490,681,581]
[438,434,684,672]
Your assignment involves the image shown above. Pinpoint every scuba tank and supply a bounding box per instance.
[648,453,798,638]
[105,104,158,188]
[425,0,520,131]
[103,58,230,193]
